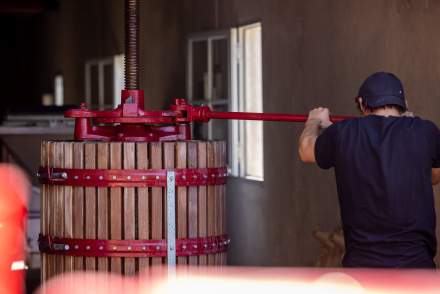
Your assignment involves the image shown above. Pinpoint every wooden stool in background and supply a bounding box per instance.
[313,229,345,267]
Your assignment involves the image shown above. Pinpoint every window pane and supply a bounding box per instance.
[211,104,229,140]
[104,64,114,108]
[243,25,263,180]
[193,104,228,142]
[212,39,229,100]
[191,41,208,100]
[90,65,99,109]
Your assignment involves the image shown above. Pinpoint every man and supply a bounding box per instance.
[298,72,440,268]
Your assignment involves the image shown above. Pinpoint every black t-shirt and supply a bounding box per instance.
[315,115,440,268]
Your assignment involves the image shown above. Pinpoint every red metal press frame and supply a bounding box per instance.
[65,90,354,142]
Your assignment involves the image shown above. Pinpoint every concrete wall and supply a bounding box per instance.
[12,0,440,267]
[181,0,440,266]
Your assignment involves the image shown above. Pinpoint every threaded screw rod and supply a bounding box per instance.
[125,0,139,90]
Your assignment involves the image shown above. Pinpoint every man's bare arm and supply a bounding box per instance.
[298,107,332,163]
[298,120,320,163]
[432,168,440,185]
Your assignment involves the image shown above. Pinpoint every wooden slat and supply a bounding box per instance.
[124,142,136,275]
[110,143,122,274]
[136,143,150,271]
[97,142,109,272]
[150,142,163,266]
[220,141,227,265]
[214,142,221,265]
[73,143,85,271]
[197,142,208,265]
[47,141,54,279]
[207,142,216,265]
[64,142,74,272]
[40,141,48,280]
[84,143,96,271]
[52,142,64,274]
[176,142,188,265]
[188,142,198,265]
[164,142,175,265]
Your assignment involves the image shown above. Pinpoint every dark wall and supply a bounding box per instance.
[0,15,42,112]
[5,0,185,108]
[181,0,440,266]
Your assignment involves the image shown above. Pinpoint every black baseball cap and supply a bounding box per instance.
[358,72,407,110]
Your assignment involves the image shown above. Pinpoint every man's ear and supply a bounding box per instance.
[357,97,368,115]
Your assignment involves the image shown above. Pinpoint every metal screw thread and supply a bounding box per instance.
[125,0,140,90]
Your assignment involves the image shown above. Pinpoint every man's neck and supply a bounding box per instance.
[369,108,401,117]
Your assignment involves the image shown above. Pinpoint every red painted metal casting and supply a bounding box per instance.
[65,90,354,142]
[39,234,229,258]
[37,167,228,187]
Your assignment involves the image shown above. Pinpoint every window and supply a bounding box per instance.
[231,23,264,181]
[187,30,230,141]
[85,54,124,109]
[186,22,263,181]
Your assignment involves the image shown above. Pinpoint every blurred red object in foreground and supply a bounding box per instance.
[0,164,29,294]
[38,266,440,294]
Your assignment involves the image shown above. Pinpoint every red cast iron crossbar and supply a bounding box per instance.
[64,90,354,141]
[39,234,229,258]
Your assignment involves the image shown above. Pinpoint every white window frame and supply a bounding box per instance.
[85,54,124,109]
[231,22,264,181]
[186,23,264,181]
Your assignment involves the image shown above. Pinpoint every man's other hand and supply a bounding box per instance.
[307,107,332,129]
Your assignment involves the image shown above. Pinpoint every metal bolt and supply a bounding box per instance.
[99,176,104,180]
[86,176,91,180]
[64,245,70,250]
[86,245,91,250]
[127,176,132,180]
[203,175,208,179]
[141,176,146,180]
[224,173,228,177]
[155,176,160,180]
[113,176,117,180]
[182,175,186,180]
[74,245,79,250]
[156,246,160,250]
[99,246,104,250]
[74,176,79,180]
[62,172,68,179]
[113,246,117,250]
[128,246,132,250]
[212,174,216,178]
[204,244,208,248]
[142,246,146,250]
[193,245,198,249]
[182,245,187,250]
[193,175,197,179]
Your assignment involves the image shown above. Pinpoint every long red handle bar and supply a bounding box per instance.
[205,111,354,123]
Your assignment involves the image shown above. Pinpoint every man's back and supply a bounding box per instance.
[315,115,440,268]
